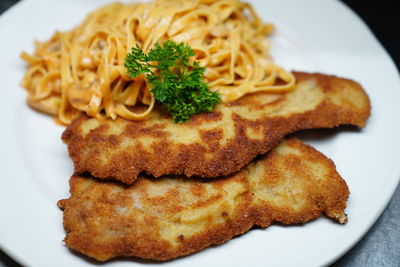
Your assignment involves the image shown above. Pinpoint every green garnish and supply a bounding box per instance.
[125,40,221,123]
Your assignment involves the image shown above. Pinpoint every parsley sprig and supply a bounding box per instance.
[125,40,221,123]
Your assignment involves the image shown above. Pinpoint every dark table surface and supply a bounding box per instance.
[0,0,399,266]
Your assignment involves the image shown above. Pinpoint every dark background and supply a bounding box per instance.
[0,0,399,266]
[342,0,399,70]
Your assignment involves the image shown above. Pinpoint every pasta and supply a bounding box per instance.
[21,0,295,124]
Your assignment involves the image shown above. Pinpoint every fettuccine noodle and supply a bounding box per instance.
[21,0,295,124]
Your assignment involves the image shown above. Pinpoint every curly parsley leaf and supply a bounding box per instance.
[125,40,221,123]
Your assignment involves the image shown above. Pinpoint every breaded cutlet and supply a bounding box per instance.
[62,72,370,184]
[58,138,349,261]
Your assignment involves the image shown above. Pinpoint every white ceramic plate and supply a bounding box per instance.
[1,0,399,266]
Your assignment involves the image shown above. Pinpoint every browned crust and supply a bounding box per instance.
[252,138,349,226]
[58,138,349,261]
[63,72,371,184]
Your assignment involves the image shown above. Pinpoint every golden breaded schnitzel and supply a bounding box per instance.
[62,72,370,184]
[58,138,349,261]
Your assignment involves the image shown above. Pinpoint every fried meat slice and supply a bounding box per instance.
[58,138,349,261]
[62,72,370,184]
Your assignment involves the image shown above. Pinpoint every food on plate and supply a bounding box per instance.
[62,72,370,184]
[18,0,373,263]
[58,138,349,261]
[20,0,295,125]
